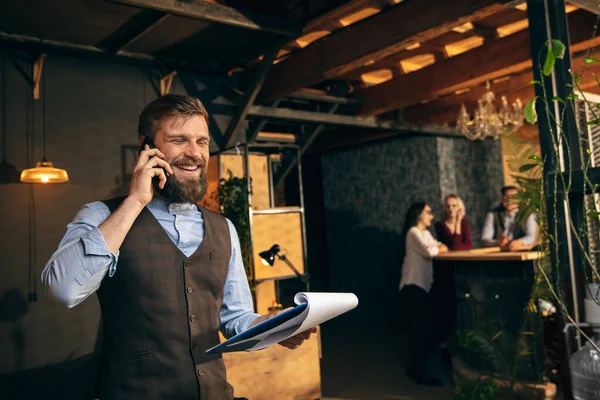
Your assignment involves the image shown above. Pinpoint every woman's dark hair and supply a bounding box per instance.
[399,202,428,262]
[402,201,427,239]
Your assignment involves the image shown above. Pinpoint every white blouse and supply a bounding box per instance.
[399,226,441,293]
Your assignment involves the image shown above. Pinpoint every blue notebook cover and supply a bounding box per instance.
[206,302,308,354]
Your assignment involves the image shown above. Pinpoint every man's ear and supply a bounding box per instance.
[138,135,146,147]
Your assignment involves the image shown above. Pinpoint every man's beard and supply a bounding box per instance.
[161,167,208,204]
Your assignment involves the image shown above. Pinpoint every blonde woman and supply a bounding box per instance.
[434,194,472,251]
[432,194,471,361]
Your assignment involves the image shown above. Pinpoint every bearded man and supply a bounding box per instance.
[41,94,314,400]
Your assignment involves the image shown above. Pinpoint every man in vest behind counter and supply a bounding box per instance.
[481,185,538,251]
[41,94,316,400]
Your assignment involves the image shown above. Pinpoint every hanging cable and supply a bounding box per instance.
[26,62,33,302]
[2,51,6,161]
[42,61,46,162]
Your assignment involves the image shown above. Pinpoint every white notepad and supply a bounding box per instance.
[206,292,359,354]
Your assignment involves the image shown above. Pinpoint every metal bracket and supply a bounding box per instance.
[33,53,47,100]
[160,71,177,95]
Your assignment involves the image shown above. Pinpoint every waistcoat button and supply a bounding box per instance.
[187,286,193,293]
[184,260,191,268]
[190,315,196,322]
[197,369,204,377]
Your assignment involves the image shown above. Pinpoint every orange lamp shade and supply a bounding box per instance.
[20,161,69,184]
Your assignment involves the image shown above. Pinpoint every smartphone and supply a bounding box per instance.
[139,136,170,196]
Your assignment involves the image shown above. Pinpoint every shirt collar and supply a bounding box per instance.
[148,197,199,215]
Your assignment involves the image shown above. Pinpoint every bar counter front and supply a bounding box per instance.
[434,248,548,385]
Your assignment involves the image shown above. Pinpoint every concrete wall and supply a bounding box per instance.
[319,135,504,324]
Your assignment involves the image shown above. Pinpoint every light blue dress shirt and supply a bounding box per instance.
[481,209,538,247]
[41,197,260,339]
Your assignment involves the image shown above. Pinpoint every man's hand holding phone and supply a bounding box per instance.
[129,144,173,207]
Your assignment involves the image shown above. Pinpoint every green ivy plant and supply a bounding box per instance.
[520,38,600,355]
[219,170,253,281]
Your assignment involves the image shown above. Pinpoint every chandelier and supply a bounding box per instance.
[456,82,524,140]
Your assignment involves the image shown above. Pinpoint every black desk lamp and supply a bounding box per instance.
[259,244,310,283]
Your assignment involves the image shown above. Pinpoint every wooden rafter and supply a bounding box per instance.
[224,47,280,148]
[402,51,600,125]
[302,0,383,35]
[109,0,302,37]
[339,11,527,82]
[260,0,512,101]
[356,9,600,116]
[247,105,458,136]
[566,0,600,15]
[96,9,169,53]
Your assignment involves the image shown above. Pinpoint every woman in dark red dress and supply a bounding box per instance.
[434,194,472,251]
[433,194,472,356]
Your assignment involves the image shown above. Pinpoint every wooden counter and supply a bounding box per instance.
[433,247,546,382]
[435,247,542,262]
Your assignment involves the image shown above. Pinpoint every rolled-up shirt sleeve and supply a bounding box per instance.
[519,212,538,246]
[407,228,439,259]
[41,202,118,308]
[481,212,497,247]
[219,219,261,339]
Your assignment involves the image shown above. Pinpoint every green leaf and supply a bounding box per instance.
[519,164,538,172]
[551,96,565,104]
[525,97,538,124]
[528,154,542,162]
[542,40,565,75]
[543,49,556,76]
[587,211,600,218]
[574,75,582,84]
[566,93,580,101]
[551,39,566,59]
[584,57,600,64]
[530,80,541,85]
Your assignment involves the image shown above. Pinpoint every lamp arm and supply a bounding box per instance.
[278,254,310,283]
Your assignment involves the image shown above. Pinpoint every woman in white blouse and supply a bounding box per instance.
[399,202,448,387]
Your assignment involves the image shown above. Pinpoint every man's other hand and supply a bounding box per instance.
[278,326,318,350]
[249,308,318,350]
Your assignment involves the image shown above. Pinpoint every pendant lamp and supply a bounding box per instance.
[20,55,68,184]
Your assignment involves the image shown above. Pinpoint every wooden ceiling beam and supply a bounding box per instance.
[356,9,600,116]
[339,45,443,81]
[96,9,168,53]
[566,0,600,15]
[402,51,600,125]
[470,22,500,41]
[247,105,459,136]
[260,0,513,101]
[302,0,382,35]
[109,0,303,37]
[224,47,280,148]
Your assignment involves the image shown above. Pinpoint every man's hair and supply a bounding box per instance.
[501,185,518,195]
[138,94,209,139]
